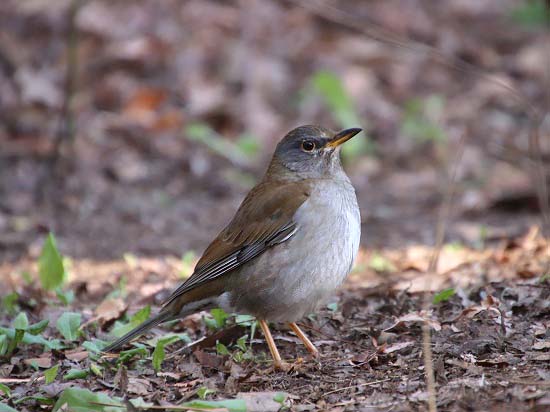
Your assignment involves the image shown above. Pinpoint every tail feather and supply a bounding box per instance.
[103,311,173,353]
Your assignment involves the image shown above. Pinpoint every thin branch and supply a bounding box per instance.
[422,133,467,412]
[39,0,84,203]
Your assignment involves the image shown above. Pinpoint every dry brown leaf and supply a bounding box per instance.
[23,356,51,368]
[95,297,127,325]
[64,349,89,362]
[128,377,151,395]
[381,341,415,354]
[384,311,441,332]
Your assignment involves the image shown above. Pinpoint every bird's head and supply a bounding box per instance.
[268,125,362,180]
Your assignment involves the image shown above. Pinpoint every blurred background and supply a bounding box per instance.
[0,0,548,263]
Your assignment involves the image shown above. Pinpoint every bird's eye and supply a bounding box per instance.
[301,140,316,152]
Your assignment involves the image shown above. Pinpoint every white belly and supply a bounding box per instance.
[225,179,361,322]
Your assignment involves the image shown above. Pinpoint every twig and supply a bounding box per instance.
[322,378,391,397]
[422,133,468,412]
[39,0,84,203]
[533,0,550,281]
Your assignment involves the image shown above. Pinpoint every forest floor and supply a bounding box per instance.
[1,0,550,411]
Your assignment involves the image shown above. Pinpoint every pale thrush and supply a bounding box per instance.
[104,125,362,369]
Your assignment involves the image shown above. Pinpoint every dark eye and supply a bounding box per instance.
[301,140,316,152]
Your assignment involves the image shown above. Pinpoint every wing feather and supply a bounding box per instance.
[161,181,309,309]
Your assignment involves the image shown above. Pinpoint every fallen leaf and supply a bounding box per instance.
[381,341,415,354]
[128,377,151,395]
[384,311,441,332]
[24,356,51,368]
[194,349,223,369]
[533,341,550,351]
[95,297,127,325]
[64,349,88,362]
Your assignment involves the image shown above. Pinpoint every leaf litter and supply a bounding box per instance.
[1,0,550,410]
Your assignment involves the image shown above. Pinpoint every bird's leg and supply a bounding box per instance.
[258,319,284,369]
[288,322,319,356]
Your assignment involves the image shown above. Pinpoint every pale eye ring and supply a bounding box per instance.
[301,140,316,152]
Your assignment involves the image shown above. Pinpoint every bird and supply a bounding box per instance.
[103,125,362,369]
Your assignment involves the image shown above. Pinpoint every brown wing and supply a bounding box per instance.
[161,180,310,308]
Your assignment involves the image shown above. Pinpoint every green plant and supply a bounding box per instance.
[52,388,123,412]
[44,364,59,384]
[309,70,372,159]
[38,233,65,291]
[368,253,397,273]
[511,0,548,27]
[185,123,259,167]
[180,251,197,279]
[433,288,456,304]
[401,95,446,144]
[204,308,229,330]
[196,386,217,400]
[152,335,180,372]
[56,312,81,341]
[110,306,150,337]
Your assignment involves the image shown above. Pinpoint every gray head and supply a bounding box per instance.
[267,125,362,180]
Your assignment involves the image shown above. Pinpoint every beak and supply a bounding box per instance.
[326,128,362,148]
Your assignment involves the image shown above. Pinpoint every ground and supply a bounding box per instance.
[0,0,549,411]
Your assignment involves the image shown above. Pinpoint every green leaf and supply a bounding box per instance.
[326,302,338,312]
[0,403,18,412]
[63,368,89,381]
[180,399,247,412]
[310,70,370,159]
[6,329,24,356]
[56,288,75,305]
[52,388,123,412]
[401,95,446,144]
[511,0,548,27]
[152,335,180,372]
[38,233,65,291]
[146,332,191,347]
[0,383,10,397]
[235,335,247,352]
[185,123,251,167]
[83,339,107,354]
[236,133,260,156]
[44,364,59,384]
[111,306,150,338]
[0,335,7,356]
[368,253,396,273]
[56,312,81,341]
[12,313,28,330]
[13,395,53,405]
[196,386,217,400]
[180,250,197,279]
[90,362,103,377]
[1,293,19,314]
[129,397,154,408]
[27,320,49,336]
[0,327,63,351]
[118,345,148,364]
[210,308,228,329]
[433,288,456,304]
[234,314,255,326]
[311,70,360,127]
[273,392,287,404]
[216,342,230,356]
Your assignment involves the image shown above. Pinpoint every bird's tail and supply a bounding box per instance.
[102,310,174,353]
